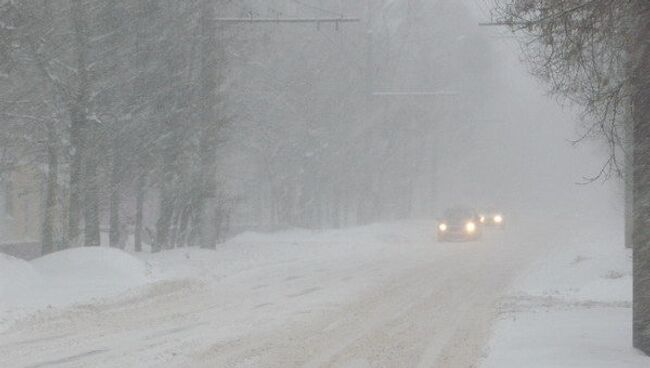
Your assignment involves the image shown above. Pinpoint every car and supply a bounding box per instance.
[478,208,505,228]
[437,207,482,242]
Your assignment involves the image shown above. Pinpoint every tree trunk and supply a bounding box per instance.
[132,1,149,253]
[197,0,219,249]
[134,173,145,252]
[83,151,100,247]
[169,203,183,249]
[70,0,92,247]
[155,137,177,252]
[155,181,174,252]
[67,112,83,247]
[626,113,634,249]
[632,11,650,355]
[177,205,191,247]
[109,136,121,248]
[42,122,58,255]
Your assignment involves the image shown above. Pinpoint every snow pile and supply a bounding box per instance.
[0,254,41,302]
[31,247,150,302]
[140,222,430,283]
[1,222,428,334]
[481,228,650,368]
[0,247,151,331]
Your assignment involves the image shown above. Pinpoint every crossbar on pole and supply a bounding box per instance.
[478,21,528,27]
[372,91,460,97]
[215,17,361,24]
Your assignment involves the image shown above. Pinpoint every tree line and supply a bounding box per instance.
[0,0,498,251]
[0,0,228,252]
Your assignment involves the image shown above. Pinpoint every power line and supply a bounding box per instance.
[372,91,459,97]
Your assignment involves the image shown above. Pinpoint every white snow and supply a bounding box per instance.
[2,220,649,367]
[0,254,41,305]
[0,221,519,367]
[0,247,151,331]
[0,223,430,334]
[480,221,650,368]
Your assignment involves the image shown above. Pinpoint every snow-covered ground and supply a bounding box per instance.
[0,220,535,367]
[481,220,650,368]
[0,247,151,330]
[1,218,648,367]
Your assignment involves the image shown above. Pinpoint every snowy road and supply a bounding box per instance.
[0,221,549,368]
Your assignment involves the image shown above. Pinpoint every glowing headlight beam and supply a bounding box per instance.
[438,223,448,232]
[494,215,503,223]
[465,222,476,233]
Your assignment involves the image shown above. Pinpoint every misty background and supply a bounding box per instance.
[0,0,619,249]
[219,0,620,233]
[2,1,644,367]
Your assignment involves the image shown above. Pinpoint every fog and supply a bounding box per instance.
[0,0,619,241]
[0,1,640,367]
[218,0,619,231]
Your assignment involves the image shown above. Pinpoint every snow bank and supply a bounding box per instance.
[31,247,150,303]
[2,222,426,333]
[1,247,151,331]
[139,221,430,282]
[481,227,650,367]
[0,254,41,302]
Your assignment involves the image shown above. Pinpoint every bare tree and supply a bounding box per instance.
[492,0,650,354]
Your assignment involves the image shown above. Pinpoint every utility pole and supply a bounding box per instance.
[366,0,374,98]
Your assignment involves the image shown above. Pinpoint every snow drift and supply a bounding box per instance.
[1,247,150,331]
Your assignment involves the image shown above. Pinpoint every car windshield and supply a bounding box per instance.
[0,1,646,367]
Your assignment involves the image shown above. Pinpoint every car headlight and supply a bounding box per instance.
[465,222,476,233]
[479,216,486,223]
[494,215,503,223]
[438,223,448,232]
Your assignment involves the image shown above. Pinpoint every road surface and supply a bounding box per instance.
[0,221,550,368]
